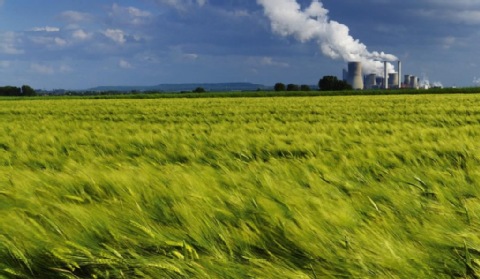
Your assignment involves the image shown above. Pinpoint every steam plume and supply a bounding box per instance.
[257,0,398,75]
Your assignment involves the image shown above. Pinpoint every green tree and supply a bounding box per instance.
[21,85,37,96]
[274,83,286,92]
[300,85,311,91]
[287,84,300,91]
[193,87,206,93]
[0,86,21,96]
[318,76,352,91]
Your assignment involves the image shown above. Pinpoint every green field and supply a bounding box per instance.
[1,94,480,278]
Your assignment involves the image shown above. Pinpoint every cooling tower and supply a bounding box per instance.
[347,62,364,90]
[404,75,412,88]
[376,77,384,88]
[365,74,376,89]
[388,73,399,89]
[409,76,418,89]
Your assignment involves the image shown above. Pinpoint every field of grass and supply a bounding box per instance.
[1,94,480,278]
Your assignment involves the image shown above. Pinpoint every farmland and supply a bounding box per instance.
[1,94,480,278]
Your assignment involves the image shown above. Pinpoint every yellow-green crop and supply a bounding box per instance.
[1,94,480,278]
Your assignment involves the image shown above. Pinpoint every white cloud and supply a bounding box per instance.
[154,0,207,10]
[30,63,54,75]
[71,29,92,41]
[59,11,93,23]
[415,1,480,25]
[103,29,127,44]
[119,59,133,69]
[59,64,73,73]
[197,0,207,6]
[0,61,10,68]
[54,37,68,47]
[182,53,199,60]
[0,32,24,54]
[260,57,289,68]
[30,26,60,32]
[29,35,69,48]
[109,4,153,26]
[450,10,480,25]
[441,36,456,49]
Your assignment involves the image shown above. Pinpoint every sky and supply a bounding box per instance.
[0,0,480,89]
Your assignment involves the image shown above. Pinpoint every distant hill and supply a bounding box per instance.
[88,82,269,92]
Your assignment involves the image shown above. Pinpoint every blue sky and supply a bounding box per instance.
[0,0,479,89]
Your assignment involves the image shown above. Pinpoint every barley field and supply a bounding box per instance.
[1,94,480,278]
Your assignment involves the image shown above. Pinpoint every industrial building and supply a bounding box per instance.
[343,61,420,90]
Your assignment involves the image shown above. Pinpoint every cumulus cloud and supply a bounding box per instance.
[260,57,289,68]
[0,32,24,54]
[257,0,398,75]
[29,35,68,49]
[103,29,127,44]
[59,64,73,73]
[109,4,153,26]
[119,59,133,69]
[0,61,10,68]
[59,11,93,23]
[441,36,456,49]
[30,63,55,75]
[153,0,207,10]
[416,8,480,25]
[71,29,92,41]
[182,53,199,60]
[30,26,60,32]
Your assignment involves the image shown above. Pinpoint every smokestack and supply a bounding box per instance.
[398,61,402,88]
[384,61,388,89]
[347,62,364,90]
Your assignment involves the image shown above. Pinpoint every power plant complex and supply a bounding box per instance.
[342,61,421,90]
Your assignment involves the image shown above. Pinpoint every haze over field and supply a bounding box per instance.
[0,0,479,89]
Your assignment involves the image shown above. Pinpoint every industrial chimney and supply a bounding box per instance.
[383,61,388,89]
[398,61,402,88]
[347,62,364,90]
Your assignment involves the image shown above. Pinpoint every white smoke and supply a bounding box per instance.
[474,77,480,86]
[420,74,443,89]
[257,0,398,75]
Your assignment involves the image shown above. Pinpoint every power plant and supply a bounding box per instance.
[342,61,420,90]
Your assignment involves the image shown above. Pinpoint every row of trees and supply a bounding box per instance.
[318,76,352,91]
[0,85,36,96]
[274,83,311,92]
[274,76,352,92]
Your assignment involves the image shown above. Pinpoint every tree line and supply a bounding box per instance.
[0,85,36,96]
[274,76,352,92]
